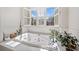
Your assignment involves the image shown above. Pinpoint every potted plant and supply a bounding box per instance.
[49,29,59,43]
[50,30,78,51]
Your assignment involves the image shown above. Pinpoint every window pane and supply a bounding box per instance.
[54,8,58,15]
[46,7,55,16]
[46,17,54,25]
[31,17,37,25]
[24,18,30,25]
[24,9,30,17]
[31,10,37,17]
[39,19,44,25]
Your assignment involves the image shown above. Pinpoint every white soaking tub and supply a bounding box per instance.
[15,33,50,47]
[14,32,59,51]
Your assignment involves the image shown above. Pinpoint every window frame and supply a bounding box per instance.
[22,7,59,27]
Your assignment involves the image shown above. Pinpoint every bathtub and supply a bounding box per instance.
[15,33,50,46]
[14,32,59,51]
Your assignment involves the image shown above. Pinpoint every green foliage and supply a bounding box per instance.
[49,29,59,39]
[50,30,78,48]
[16,23,22,35]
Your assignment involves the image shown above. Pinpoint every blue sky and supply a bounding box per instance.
[46,7,55,16]
[31,10,37,17]
[32,7,55,17]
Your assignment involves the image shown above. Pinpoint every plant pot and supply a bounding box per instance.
[62,41,77,51]
[66,47,74,51]
[71,44,76,49]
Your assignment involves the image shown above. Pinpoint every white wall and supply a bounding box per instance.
[0,9,1,40]
[69,7,79,39]
[0,7,21,41]
[59,7,69,32]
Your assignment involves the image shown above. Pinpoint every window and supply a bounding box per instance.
[54,8,58,15]
[46,7,55,17]
[23,8,31,25]
[23,9,30,17]
[23,7,59,26]
[38,18,44,25]
[31,17,37,25]
[46,17,54,25]
[31,9,37,17]
[24,18,30,25]
[26,10,30,17]
[46,7,58,26]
